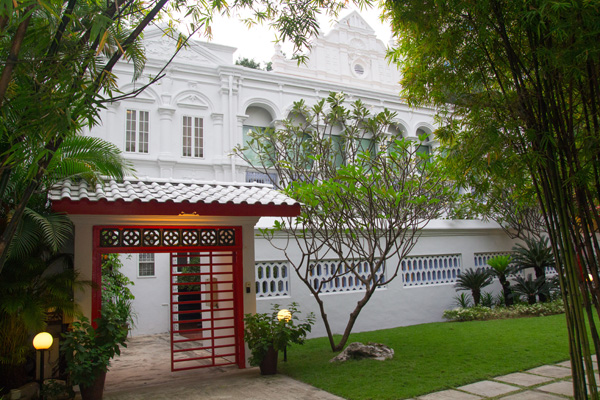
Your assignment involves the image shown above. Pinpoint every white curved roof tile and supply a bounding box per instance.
[49,178,299,207]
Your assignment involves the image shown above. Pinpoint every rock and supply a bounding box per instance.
[11,382,38,400]
[330,342,394,362]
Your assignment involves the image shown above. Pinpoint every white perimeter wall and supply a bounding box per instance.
[256,219,512,338]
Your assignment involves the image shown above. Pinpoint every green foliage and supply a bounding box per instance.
[512,237,555,278]
[243,303,314,366]
[384,0,600,394]
[235,57,272,71]
[61,315,128,388]
[443,299,565,322]
[487,255,516,306]
[454,268,493,306]
[62,254,134,388]
[0,204,82,390]
[101,254,135,328]
[453,292,472,308]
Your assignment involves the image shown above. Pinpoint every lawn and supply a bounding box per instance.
[278,314,570,399]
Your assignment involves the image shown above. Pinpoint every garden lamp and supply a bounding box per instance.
[33,332,53,395]
[277,309,292,322]
[277,309,292,361]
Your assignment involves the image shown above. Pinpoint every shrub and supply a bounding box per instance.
[443,299,564,322]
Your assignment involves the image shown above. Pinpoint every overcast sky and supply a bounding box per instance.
[208,4,392,64]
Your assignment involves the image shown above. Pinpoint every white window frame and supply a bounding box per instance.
[126,109,149,153]
[138,253,155,277]
[182,116,204,158]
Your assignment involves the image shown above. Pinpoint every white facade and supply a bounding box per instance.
[86,12,516,338]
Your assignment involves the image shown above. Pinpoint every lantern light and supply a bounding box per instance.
[277,309,292,322]
[33,332,53,350]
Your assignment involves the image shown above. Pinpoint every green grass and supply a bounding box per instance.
[278,314,570,399]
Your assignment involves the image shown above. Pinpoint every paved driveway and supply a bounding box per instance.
[103,333,342,400]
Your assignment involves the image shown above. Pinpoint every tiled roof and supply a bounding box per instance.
[49,178,298,207]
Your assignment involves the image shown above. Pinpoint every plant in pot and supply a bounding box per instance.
[61,254,134,400]
[243,303,314,375]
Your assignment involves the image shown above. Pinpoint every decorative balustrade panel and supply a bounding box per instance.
[473,252,528,278]
[255,261,290,298]
[473,252,513,270]
[308,260,386,293]
[402,254,462,287]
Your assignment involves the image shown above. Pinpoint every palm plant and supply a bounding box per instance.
[455,268,493,306]
[487,255,516,306]
[0,135,131,391]
[512,237,555,302]
[511,275,550,305]
[0,212,83,390]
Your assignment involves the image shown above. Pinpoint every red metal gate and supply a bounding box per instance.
[170,251,238,371]
[92,225,245,372]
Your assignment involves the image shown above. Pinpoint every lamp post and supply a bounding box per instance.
[33,332,53,396]
[277,309,292,362]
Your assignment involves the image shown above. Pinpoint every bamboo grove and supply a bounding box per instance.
[384,0,600,397]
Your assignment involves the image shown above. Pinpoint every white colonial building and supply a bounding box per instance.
[53,11,516,369]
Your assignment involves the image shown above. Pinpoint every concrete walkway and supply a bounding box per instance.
[101,334,592,399]
[415,360,590,400]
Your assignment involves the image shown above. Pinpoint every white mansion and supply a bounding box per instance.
[81,12,515,339]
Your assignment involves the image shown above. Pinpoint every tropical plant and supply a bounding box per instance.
[0,132,133,390]
[0,211,82,391]
[512,238,555,303]
[62,254,134,391]
[243,303,315,367]
[487,255,516,307]
[511,275,557,305]
[234,92,454,351]
[453,292,472,308]
[480,292,494,308]
[454,268,493,306]
[101,254,135,328]
[61,314,128,389]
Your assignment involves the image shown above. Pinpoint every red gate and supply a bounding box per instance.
[170,251,238,371]
[92,225,245,372]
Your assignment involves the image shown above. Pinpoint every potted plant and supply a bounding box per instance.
[243,303,314,375]
[61,254,134,400]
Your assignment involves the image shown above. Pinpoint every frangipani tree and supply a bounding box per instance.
[235,92,454,351]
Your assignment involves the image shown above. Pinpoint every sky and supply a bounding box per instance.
[208,4,392,64]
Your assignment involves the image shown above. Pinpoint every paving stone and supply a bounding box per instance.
[494,372,553,387]
[457,381,519,397]
[418,389,483,400]
[499,390,566,400]
[555,360,571,368]
[527,365,572,378]
[537,381,573,397]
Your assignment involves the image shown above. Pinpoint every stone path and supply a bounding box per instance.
[415,359,597,400]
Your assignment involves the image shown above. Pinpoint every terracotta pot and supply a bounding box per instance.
[79,370,106,400]
[259,347,278,375]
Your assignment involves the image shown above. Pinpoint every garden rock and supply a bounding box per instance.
[330,342,394,362]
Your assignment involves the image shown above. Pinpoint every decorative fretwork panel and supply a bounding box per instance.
[308,260,386,293]
[255,261,290,298]
[402,254,461,287]
[474,252,513,270]
[99,227,237,248]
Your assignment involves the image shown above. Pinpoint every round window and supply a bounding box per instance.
[354,64,365,76]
